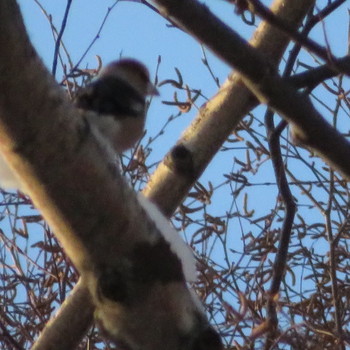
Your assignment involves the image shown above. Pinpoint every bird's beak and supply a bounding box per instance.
[147,82,159,96]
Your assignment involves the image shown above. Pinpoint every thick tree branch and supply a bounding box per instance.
[149,0,350,183]
[289,55,350,89]
[31,280,94,350]
[144,0,314,215]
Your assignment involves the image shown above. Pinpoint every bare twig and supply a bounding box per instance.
[52,0,73,77]
[73,1,120,72]
[264,110,296,349]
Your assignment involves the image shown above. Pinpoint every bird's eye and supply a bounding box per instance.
[191,328,223,350]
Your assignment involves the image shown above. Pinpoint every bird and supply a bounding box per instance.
[75,58,158,154]
[0,59,157,190]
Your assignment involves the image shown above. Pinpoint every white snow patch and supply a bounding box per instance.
[137,193,197,282]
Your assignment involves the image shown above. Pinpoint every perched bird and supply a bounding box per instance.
[75,59,158,153]
[0,59,157,190]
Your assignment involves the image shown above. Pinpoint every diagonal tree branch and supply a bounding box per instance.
[144,0,314,215]
[149,0,350,183]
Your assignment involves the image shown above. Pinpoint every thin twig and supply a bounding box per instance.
[52,0,73,77]
[264,109,296,349]
[72,0,120,73]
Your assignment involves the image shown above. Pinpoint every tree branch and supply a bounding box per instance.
[15,0,315,348]
[31,280,94,350]
[264,112,296,348]
[289,55,350,89]
[150,0,350,182]
[144,0,314,214]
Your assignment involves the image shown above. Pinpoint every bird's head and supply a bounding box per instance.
[99,59,159,97]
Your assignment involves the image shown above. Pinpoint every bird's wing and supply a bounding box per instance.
[75,76,145,118]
